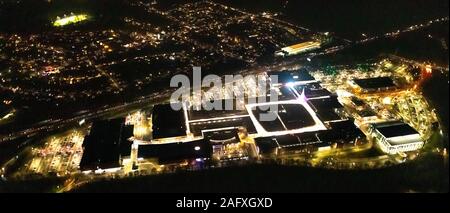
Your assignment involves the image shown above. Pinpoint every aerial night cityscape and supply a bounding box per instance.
[0,0,448,199]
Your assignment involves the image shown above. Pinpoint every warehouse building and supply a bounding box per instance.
[80,118,134,172]
[275,41,321,57]
[370,121,424,154]
[348,77,397,93]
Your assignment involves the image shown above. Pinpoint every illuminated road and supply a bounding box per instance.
[94,63,121,90]
[0,88,175,143]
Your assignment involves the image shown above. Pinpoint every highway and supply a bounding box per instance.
[0,88,175,143]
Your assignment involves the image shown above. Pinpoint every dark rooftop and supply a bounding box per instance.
[356,109,377,118]
[138,139,213,164]
[255,131,325,154]
[273,134,301,147]
[350,96,366,106]
[277,86,297,100]
[316,110,342,122]
[188,99,248,121]
[304,88,332,99]
[80,118,133,171]
[251,106,285,132]
[268,69,315,84]
[152,103,187,139]
[293,83,332,99]
[322,120,364,142]
[189,116,256,137]
[120,125,134,156]
[277,104,316,130]
[251,103,316,132]
[254,137,279,154]
[297,132,321,144]
[308,96,343,111]
[374,122,419,138]
[353,77,396,90]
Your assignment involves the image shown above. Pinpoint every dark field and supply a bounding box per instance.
[71,153,448,193]
[217,0,449,40]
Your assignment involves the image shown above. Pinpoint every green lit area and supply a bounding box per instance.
[53,14,89,27]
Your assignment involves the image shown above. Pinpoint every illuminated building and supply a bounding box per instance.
[53,14,89,27]
[137,139,213,165]
[187,99,257,138]
[348,77,397,93]
[80,118,134,172]
[370,121,424,154]
[275,41,321,57]
[147,69,365,163]
[151,103,188,142]
[255,120,363,157]
[246,100,328,137]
